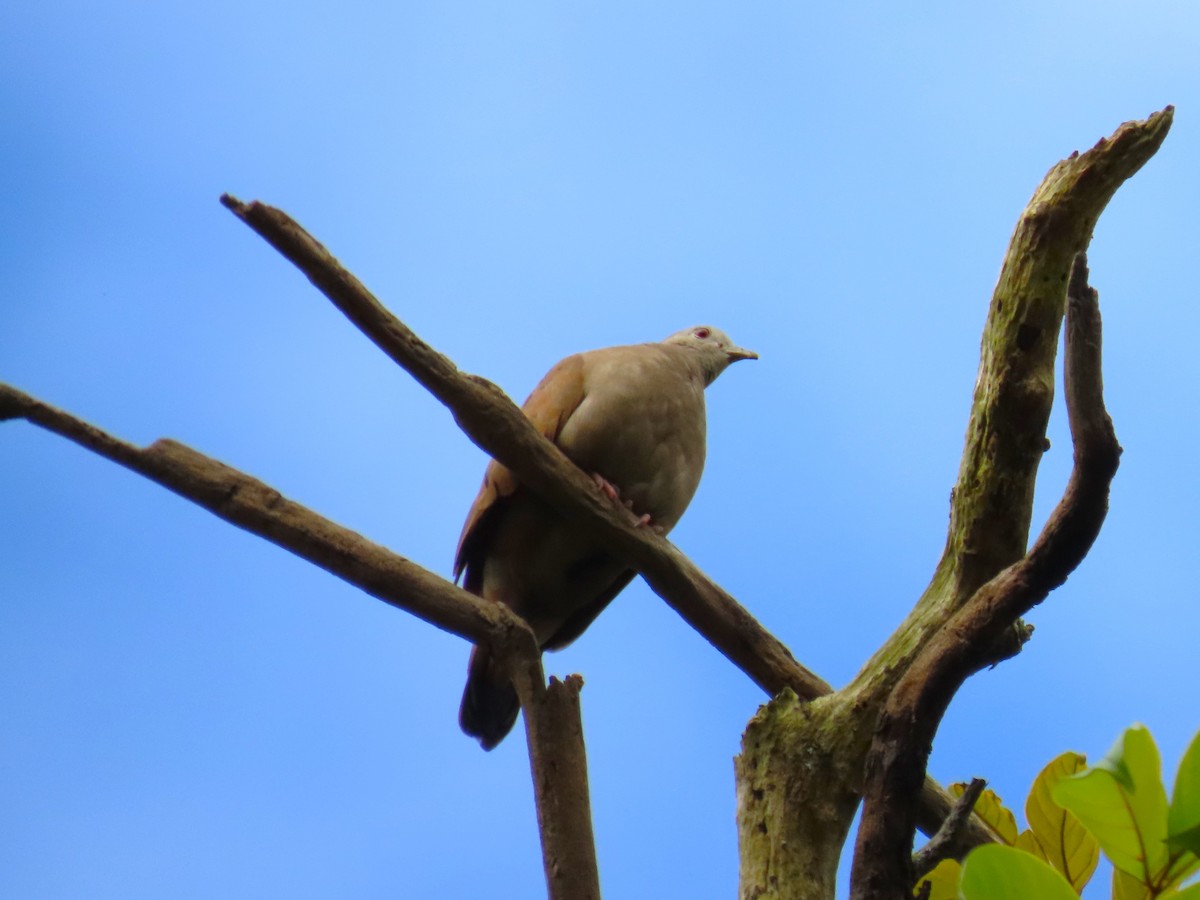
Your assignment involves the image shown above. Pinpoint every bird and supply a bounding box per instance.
[454,325,758,750]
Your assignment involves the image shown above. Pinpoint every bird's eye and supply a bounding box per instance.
[694,327,711,340]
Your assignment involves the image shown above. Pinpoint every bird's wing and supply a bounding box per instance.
[540,568,637,651]
[453,352,588,586]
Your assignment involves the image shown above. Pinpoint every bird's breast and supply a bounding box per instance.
[556,351,708,533]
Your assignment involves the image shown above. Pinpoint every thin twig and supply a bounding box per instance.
[912,778,987,880]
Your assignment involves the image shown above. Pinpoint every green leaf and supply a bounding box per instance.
[1172,826,1200,858]
[1052,725,1170,882]
[1025,751,1099,892]
[1166,883,1200,900]
[959,844,1077,900]
[915,858,960,900]
[950,782,1018,845]
[1169,729,1200,856]
[1163,851,1200,895]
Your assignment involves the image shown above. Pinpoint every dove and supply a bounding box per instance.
[455,325,757,750]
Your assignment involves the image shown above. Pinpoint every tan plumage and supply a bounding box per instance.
[456,325,757,749]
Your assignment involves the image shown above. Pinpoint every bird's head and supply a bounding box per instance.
[663,325,758,385]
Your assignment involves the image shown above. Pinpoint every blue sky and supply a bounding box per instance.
[1,3,1196,898]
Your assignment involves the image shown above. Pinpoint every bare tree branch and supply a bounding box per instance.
[219,192,830,703]
[0,384,530,649]
[849,254,1122,900]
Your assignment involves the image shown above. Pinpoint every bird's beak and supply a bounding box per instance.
[726,345,759,363]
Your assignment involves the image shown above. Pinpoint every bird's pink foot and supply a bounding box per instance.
[591,472,621,503]
[633,515,664,534]
[591,473,658,531]
[634,515,665,534]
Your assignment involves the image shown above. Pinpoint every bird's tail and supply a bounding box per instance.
[459,646,520,751]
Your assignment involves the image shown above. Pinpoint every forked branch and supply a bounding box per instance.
[849,255,1122,900]
[734,109,1169,900]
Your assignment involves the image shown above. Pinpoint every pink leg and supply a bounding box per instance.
[591,472,621,503]
[591,472,657,530]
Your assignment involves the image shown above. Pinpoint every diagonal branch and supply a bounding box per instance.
[220,192,831,702]
[849,254,1122,900]
[0,384,529,649]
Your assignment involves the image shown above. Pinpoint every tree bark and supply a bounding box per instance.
[736,693,861,900]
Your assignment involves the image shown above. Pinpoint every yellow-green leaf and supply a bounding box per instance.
[1053,725,1170,882]
[1015,829,1048,863]
[914,858,959,900]
[1025,751,1099,892]
[1112,867,1151,900]
[1169,729,1200,857]
[950,782,1018,845]
[959,844,1077,900]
